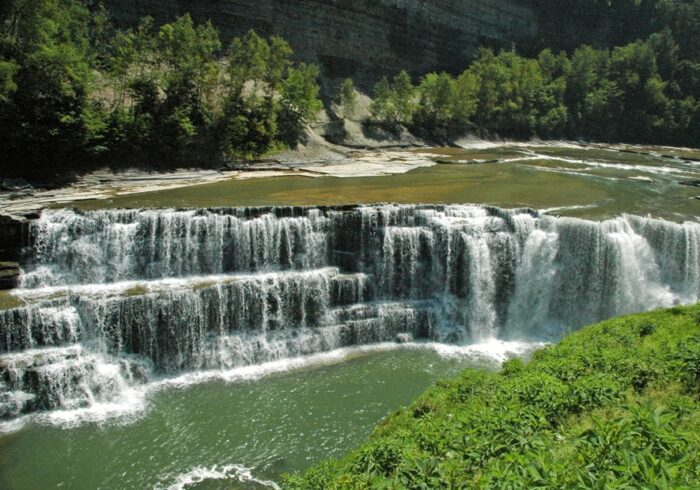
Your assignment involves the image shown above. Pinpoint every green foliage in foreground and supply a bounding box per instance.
[285,304,700,489]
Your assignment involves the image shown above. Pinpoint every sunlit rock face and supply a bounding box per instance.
[99,0,536,89]
[1,205,698,418]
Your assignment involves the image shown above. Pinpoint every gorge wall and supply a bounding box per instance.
[99,0,536,90]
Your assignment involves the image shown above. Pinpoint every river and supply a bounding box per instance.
[0,143,698,488]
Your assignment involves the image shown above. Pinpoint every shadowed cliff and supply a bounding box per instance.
[99,0,536,91]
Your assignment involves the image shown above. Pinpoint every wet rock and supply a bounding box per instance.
[0,215,27,264]
[0,262,20,290]
[0,178,32,192]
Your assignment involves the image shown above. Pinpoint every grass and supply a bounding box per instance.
[284,304,700,489]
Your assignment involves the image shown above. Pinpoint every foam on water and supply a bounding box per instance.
[0,340,542,434]
[158,464,280,490]
[540,204,599,214]
[525,151,700,178]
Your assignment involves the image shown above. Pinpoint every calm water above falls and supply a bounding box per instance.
[76,144,700,222]
[0,201,698,488]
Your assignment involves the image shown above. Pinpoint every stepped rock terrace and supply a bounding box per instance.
[0,204,698,420]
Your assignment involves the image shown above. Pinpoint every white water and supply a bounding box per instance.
[158,463,280,490]
[1,204,698,423]
[0,339,540,434]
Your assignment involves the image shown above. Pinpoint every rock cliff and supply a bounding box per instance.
[101,0,536,90]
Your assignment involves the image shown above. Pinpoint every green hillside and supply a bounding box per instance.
[285,304,700,488]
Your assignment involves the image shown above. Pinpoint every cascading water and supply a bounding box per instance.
[1,204,698,420]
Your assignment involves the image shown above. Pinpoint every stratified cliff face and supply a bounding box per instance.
[101,0,536,90]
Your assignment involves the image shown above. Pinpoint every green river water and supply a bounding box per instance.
[79,144,700,222]
[0,343,537,489]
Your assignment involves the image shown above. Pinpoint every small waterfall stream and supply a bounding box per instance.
[1,204,698,419]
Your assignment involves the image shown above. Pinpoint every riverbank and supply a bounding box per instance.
[285,303,700,488]
[0,146,435,218]
[2,138,699,220]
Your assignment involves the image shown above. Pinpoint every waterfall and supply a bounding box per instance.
[1,204,698,419]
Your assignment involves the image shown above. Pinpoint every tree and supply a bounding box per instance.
[391,70,417,125]
[158,14,221,112]
[451,71,478,129]
[565,46,612,136]
[413,72,456,141]
[609,40,668,140]
[468,49,545,136]
[226,30,270,104]
[278,63,322,146]
[370,76,393,123]
[339,78,357,118]
[0,0,95,178]
[369,70,416,126]
[264,36,293,99]
[0,59,18,102]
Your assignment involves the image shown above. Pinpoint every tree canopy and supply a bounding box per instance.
[0,1,323,179]
[369,32,699,145]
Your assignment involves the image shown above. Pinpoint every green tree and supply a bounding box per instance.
[158,14,221,111]
[264,36,293,99]
[0,59,18,102]
[277,62,322,146]
[451,70,478,129]
[413,72,456,141]
[469,49,545,136]
[218,30,319,159]
[648,29,679,81]
[370,70,416,126]
[226,30,270,104]
[565,46,615,137]
[0,0,95,178]
[391,70,417,125]
[370,76,393,123]
[535,49,569,136]
[339,78,357,118]
[609,40,668,140]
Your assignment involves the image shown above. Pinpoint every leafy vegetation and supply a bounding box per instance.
[367,0,700,144]
[338,78,357,119]
[285,304,700,488]
[370,35,699,144]
[528,0,700,62]
[2,1,699,181]
[0,0,322,180]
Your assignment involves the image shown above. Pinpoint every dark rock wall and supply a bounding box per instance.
[101,0,536,90]
[0,215,29,290]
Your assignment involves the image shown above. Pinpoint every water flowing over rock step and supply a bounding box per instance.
[19,204,540,287]
[0,301,436,419]
[5,267,371,308]
[0,344,150,419]
[1,203,699,420]
[0,267,378,354]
